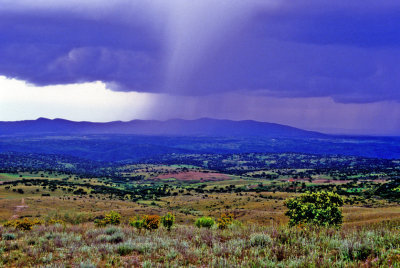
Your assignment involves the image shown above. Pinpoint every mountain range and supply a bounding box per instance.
[0,118,325,138]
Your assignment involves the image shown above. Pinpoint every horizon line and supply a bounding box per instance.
[1,117,399,138]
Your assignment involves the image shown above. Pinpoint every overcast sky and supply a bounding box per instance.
[0,0,399,135]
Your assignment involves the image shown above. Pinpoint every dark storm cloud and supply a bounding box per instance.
[0,7,164,90]
[1,1,400,102]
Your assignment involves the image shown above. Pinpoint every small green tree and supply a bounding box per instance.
[161,212,175,231]
[285,191,344,227]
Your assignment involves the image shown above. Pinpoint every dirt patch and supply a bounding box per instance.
[11,198,28,219]
[153,171,231,182]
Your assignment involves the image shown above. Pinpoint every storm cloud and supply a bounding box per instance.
[1,0,400,103]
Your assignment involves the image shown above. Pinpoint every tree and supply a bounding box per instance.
[285,191,344,227]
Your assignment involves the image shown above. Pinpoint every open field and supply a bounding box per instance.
[0,151,399,266]
[2,191,400,228]
[1,221,400,267]
[1,172,399,227]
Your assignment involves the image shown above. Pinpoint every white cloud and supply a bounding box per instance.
[0,76,155,122]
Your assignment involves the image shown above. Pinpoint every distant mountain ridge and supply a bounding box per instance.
[0,118,325,138]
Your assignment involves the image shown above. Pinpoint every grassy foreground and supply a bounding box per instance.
[1,222,400,267]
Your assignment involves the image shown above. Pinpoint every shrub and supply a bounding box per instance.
[161,212,175,231]
[285,191,344,227]
[96,234,109,243]
[355,244,374,261]
[340,241,375,261]
[105,226,119,235]
[95,211,121,227]
[3,221,14,228]
[117,241,135,256]
[2,233,16,240]
[143,215,161,231]
[108,232,124,244]
[217,213,234,229]
[195,217,215,228]
[104,211,121,225]
[129,216,145,232]
[94,219,107,227]
[80,262,96,268]
[4,218,43,230]
[63,212,91,224]
[47,219,65,225]
[250,233,272,247]
[229,220,243,230]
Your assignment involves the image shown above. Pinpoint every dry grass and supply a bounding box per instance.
[1,222,400,267]
[1,188,400,227]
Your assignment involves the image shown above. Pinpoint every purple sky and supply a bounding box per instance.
[0,1,400,135]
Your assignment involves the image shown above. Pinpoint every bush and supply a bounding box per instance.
[229,220,243,229]
[117,241,135,256]
[355,244,374,261]
[129,216,145,232]
[4,218,43,230]
[105,226,119,235]
[250,233,272,247]
[161,212,175,231]
[195,217,215,228]
[3,221,14,228]
[104,211,121,225]
[47,218,65,225]
[108,232,124,244]
[62,212,91,225]
[95,211,121,227]
[143,215,160,231]
[96,234,109,243]
[217,213,234,229]
[2,233,16,240]
[80,262,96,268]
[285,191,344,227]
[94,219,106,227]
